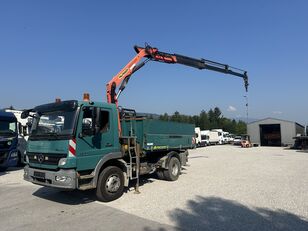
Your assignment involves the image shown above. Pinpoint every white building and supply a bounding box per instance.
[247,118,304,146]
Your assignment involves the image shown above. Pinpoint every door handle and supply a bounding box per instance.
[105,143,113,147]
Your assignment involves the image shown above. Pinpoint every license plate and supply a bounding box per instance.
[34,171,45,179]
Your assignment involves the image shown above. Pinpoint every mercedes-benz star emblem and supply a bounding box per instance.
[38,154,44,163]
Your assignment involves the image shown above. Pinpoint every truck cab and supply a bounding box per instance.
[200,130,210,146]
[0,111,19,171]
[5,109,32,164]
[24,100,120,188]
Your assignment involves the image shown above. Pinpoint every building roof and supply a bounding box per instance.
[248,117,304,128]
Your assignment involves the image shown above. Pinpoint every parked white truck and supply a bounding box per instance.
[211,129,224,144]
[201,130,219,145]
[223,131,230,144]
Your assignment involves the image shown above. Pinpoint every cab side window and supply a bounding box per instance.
[99,110,109,133]
[81,107,109,135]
[82,107,93,135]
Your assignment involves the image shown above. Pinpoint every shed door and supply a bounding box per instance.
[259,124,281,146]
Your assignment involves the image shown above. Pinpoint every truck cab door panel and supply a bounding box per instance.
[76,106,116,171]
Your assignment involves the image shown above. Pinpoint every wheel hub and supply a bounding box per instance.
[171,163,179,176]
[105,175,120,193]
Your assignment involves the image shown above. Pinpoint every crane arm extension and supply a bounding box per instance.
[174,54,249,91]
[106,44,249,105]
[134,46,249,91]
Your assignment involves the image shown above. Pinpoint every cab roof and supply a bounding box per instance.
[0,111,16,121]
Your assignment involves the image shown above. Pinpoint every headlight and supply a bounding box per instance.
[58,158,67,166]
[55,176,71,183]
[7,141,12,146]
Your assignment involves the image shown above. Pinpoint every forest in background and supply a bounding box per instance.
[159,107,247,135]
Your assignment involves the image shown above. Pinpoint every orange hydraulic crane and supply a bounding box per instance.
[106,44,249,135]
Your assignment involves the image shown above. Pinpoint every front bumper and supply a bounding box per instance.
[24,165,77,189]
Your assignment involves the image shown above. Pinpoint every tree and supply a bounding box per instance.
[160,107,247,134]
[159,113,169,121]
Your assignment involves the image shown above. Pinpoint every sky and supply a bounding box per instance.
[0,1,308,124]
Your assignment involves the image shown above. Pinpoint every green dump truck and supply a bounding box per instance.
[23,100,194,202]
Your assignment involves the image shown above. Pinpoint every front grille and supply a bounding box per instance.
[27,153,67,165]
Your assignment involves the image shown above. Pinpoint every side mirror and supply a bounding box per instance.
[21,110,30,119]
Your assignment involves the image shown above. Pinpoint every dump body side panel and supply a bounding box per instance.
[121,119,194,152]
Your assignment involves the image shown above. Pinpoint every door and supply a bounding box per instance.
[76,106,116,171]
[260,124,281,146]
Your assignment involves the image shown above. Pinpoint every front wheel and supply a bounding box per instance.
[163,157,181,181]
[96,166,124,202]
[0,166,8,172]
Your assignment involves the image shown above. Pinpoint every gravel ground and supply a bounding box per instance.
[1,145,308,230]
[105,145,308,230]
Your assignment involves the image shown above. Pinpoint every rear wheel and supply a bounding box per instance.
[96,166,124,202]
[163,157,181,181]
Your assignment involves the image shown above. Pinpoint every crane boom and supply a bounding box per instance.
[106,44,248,107]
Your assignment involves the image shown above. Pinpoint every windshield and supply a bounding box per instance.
[30,110,77,138]
[0,120,17,136]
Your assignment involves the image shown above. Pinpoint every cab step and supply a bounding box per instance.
[79,174,94,180]
[78,183,95,190]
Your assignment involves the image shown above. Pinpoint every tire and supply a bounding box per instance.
[0,166,8,172]
[156,169,165,180]
[96,166,124,202]
[163,157,181,181]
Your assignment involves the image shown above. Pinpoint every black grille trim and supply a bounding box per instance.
[27,152,67,165]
